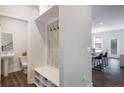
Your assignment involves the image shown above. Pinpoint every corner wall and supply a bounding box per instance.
[59,6,92,87]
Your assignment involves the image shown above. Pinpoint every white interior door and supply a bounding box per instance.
[110,38,120,58]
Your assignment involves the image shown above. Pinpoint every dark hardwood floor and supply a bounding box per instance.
[93,58,124,87]
[1,58,124,87]
[0,71,36,87]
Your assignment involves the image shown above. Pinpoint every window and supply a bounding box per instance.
[93,37,103,52]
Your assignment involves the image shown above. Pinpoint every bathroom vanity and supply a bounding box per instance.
[0,32,15,78]
[1,52,15,76]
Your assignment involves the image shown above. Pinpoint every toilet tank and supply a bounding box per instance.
[19,56,28,67]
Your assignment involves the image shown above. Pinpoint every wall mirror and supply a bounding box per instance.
[1,32,13,52]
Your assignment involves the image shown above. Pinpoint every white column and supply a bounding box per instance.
[3,58,9,77]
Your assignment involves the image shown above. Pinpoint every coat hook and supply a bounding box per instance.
[53,25,56,30]
[57,24,59,29]
[50,27,52,31]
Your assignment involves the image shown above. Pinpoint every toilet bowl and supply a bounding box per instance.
[19,56,28,74]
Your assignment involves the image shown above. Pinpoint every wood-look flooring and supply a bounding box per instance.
[93,58,124,87]
[0,71,36,87]
[1,58,124,87]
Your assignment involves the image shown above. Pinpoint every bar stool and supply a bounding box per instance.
[94,53,103,71]
[102,52,108,67]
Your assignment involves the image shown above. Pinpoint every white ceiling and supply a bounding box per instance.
[92,5,124,33]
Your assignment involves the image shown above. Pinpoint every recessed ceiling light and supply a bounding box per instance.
[100,22,104,25]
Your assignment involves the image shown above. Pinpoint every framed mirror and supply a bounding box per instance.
[1,32,13,52]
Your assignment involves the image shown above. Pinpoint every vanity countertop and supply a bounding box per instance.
[1,52,15,59]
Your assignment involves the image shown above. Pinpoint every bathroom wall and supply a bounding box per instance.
[0,16,27,73]
[0,5,44,83]
[0,5,37,21]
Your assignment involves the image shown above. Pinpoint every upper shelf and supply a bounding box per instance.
[35,6,59,24]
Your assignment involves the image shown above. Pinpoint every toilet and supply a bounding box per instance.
[19,56,28,74]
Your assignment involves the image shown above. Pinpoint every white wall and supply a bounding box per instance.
[59,6,92,87]
[0,16,27,73]
[0,5,38,20]
[92,30,124,57]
